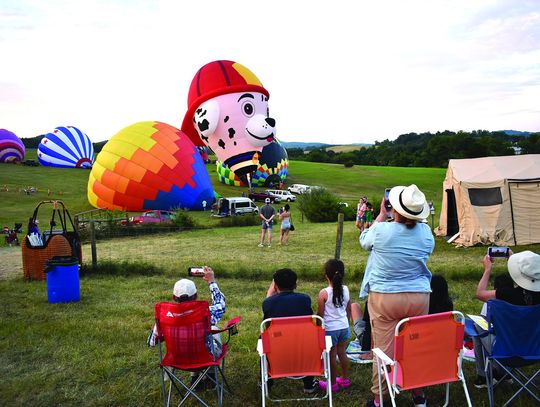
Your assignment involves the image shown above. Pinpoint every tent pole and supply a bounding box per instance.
[507,181,517,246]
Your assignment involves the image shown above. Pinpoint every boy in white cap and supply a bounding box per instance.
[147,266,226,347]
[473,250,540,387]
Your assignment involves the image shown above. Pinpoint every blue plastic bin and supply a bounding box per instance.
[45,256,80,303]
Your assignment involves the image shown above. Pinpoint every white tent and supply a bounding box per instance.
[435,154,540,246]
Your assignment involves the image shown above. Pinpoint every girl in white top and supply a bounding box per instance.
[317,259,351,393]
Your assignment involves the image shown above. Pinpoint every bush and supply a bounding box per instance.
[172,210,197,229]
[344,161,354,168]
[340,204,357,221]
[219,214,260,227]
[296,188,342,222]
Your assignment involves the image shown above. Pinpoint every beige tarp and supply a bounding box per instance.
[435,154,540,246]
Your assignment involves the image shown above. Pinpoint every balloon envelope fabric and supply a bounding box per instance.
[88,121,214,211]
[38,126,94,168]
[0,129,25,163]
[216,141,288,187]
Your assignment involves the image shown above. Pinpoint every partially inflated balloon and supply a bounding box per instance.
[0,129,25,163]
[38,126,94,168]
[88,121,214,211]
[216,141,288,187]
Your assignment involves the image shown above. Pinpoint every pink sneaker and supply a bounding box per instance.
[336,376,351,388]
[318,380,340,393]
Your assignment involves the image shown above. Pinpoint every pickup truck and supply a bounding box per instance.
[248,190,281,203]
[122,210,175,225]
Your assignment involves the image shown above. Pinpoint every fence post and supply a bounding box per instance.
[335,212,344,260]
[90,221,97,270]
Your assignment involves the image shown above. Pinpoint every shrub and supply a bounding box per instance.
[172,210,197,229]
[219,214,260,227]
[344,161,354,168]
[296,188,341,222]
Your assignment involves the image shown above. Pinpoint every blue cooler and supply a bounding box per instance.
[45,256,80,303]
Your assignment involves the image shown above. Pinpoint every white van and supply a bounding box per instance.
[287,184,310,194]
[217,197,259,216]
[266,189,296,202]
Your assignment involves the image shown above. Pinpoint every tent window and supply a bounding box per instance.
[468,187,503,206]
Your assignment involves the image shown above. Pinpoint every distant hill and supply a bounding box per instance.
[501,130,532,136]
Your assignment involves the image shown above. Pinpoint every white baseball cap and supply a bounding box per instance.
[173,279,197,298]
[265,198,271,204]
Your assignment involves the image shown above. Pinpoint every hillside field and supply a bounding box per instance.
[2,155,538,406]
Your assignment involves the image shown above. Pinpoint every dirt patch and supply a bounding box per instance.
[0,246,22,280]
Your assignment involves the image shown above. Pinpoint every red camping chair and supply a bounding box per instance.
[257,315,333,406]
[373,311,472,407]
[154,301,240,407]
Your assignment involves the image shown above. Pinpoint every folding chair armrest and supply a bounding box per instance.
[373,347,393,366]
[210,316,242,346]
[325,335,332,352]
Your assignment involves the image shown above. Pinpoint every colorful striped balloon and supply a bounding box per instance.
[0,129,25,163]
[38,126,94,168]
[216,141,288,187]
[88,121,214,211]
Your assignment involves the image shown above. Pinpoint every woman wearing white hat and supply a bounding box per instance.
[359,184,434,407]
[473,250,540,387]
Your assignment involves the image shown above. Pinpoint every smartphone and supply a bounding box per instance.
[488,247,510,258]
[188,266,205,277]
[384,188,392,211]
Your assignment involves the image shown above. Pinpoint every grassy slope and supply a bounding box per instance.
[1,155,537,406]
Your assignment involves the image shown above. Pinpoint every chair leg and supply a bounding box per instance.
[442,383,450,407]
[261,356,266,407]
[460,372,473,407]
[486,359,495,407]
[503,368,540,407]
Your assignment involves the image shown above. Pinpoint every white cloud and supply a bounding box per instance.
[1,0,539,143]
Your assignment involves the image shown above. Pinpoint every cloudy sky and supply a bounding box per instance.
[1,0,539,144]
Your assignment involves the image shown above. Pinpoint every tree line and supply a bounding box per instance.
[287,130,540,168]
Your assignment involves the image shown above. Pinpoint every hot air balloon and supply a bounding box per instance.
[0,129,25,163]
[88,121,214,211]
[216,141,288,187]
[181,60,277,184]
[38,126,94,168]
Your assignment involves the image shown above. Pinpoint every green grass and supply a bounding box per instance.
[1,154,538,406]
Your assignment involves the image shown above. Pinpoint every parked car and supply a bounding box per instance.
[266,189,296,202]
[215,197,259,216]
[287,184,310,194]
[249,190,281,203]
[123,210,175,225]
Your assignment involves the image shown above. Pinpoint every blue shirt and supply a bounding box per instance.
[359,221,434,298]
[262,291,312,320]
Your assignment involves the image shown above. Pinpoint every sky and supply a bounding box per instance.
[1,0,540,145]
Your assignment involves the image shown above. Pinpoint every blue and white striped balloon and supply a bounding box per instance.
[38,126,94,168]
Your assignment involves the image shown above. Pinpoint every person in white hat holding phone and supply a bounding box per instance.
[473,250,540,387]
[359,184,434,407]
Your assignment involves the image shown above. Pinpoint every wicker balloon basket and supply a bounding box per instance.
[22,200,82,281]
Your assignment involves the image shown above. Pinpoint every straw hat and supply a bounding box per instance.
[508,251,540,292]
[388,184,430,221]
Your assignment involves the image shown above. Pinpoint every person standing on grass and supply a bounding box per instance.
[259,198,275,248]
[356,196,367,231]
[278,204,291,245]
[359,184,434,407]
[263,268,319,394]
[317,259,352,393]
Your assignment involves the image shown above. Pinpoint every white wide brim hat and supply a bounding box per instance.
[508,251,540,292]
[388,184,430,221]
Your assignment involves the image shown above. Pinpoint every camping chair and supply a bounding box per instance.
[154,301,240,407]
[373,311,472,407]
[257,315,333,407]
[484,299,540,407]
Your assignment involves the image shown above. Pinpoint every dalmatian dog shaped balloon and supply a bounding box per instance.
[182,60,276,182]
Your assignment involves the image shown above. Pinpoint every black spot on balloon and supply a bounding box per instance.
[201,135,209,142]
[234,141,237,146]
[197,119,209,132]
[228,128,235,138]
[218,139,226,149]
[199,109,207,117]
[196,108,202,115]
[224,116,229,123]
[264,96,268,101]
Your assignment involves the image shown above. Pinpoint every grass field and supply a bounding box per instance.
[1,155,538,406]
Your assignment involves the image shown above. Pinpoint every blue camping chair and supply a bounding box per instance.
[484,299,540,407]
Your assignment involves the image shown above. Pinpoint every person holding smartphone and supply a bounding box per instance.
[359,185,434,407]
[473,250,540,388]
